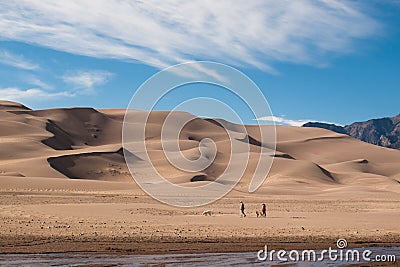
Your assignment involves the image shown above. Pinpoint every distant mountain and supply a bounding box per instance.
[303,114,400,149]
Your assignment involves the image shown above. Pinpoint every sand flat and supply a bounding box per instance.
[0,187,399,254]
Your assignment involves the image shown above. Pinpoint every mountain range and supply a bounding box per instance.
[303,114,400,149]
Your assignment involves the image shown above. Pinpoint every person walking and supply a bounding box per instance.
[240,201,246,217]
[262,203,266,217]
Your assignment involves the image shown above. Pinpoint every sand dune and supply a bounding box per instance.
[0,100,399,195]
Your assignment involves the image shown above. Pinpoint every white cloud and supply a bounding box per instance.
[164,61,232,83]
[0,1,381,72]
[0,70,112,103]
[0,50,39,70]
[256,115,339,127]
[0,87,73,102]
[62,70,113,94]
[26,76,52,90]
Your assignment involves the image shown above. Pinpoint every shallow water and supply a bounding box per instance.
[0,247,398,266]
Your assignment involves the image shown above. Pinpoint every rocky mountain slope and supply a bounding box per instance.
[303,114,400,149]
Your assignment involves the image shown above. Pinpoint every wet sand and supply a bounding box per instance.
[1,246,399,266]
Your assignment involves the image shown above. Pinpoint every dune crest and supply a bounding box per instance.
[0,101,399,195]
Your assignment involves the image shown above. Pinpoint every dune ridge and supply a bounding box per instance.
[0,100,399,195]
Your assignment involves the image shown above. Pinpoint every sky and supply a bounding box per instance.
[0,0,399,126]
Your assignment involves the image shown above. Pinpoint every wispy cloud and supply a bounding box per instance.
[0,87,72,101]
[255,115,339,127]
[25,76,52,90]
[0,69,113,103]
[62,70,113,94]
[0,50,39,70]
[0,1,382,72]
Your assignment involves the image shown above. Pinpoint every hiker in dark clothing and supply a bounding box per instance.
[262,203,266,217]
[240,201,246,217]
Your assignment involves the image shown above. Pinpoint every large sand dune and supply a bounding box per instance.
[0,100,399,195]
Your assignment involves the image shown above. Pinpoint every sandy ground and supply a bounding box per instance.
[0,182,399,255]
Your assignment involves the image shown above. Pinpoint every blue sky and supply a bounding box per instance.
[0,1,399,126]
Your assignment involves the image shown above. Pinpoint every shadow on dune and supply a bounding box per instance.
[47,148,138,181]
